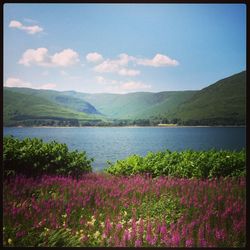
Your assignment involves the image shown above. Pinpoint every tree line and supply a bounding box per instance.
[5,116,245,127]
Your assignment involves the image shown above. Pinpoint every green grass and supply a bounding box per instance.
[170,71,246,122]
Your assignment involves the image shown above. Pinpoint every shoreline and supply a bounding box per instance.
[4,125,246,129]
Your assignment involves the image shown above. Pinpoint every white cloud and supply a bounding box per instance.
[95,76,106,84]
[137,53,179,67]
[9,20,43,34]
[92,53,134,71]
[93,53,138,76]
[9,20,22,28]
[24,25,43,35]
[19,48,50,66]
[121,81,151,90]
[19,48,80,67]
[5,77,32,88]
[95,76,118,85]
[86,52,103,63]
[93,52,178,77]
[51,49,80,67]
[95,75,151,93]
[94,60,120,73]
[39,83,57,89]
[117,53,136,66]
[118,68,140,76]
[5,77,57,90]
[103,81,151,94]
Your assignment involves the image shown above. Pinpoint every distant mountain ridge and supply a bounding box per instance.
[3,70,246,126]
[169,70,246,125]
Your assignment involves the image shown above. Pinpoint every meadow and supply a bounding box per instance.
[3,137,246,247]
[3,174,245,247]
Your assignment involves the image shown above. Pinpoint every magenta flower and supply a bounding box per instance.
[215,228,226,241]
[171,231,180,246]
[160,224,167,235]
[16,231,26,238]
[200,238,207,247]
[185,239,193,247]
[3,174,246,247]
[116,223,122,231]
[135,239,142,247]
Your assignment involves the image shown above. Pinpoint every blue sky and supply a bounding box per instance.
[4,3,246,93]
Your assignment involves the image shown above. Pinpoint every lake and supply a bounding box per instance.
[3,127,246,171]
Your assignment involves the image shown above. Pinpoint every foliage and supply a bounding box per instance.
[105,149,246,178]
[3,136,93,177]
[3,174,246,247]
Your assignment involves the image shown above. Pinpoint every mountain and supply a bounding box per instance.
[61,71,246,124]
[3,88,104,126]
[3,70,246,126]
[65,91,197,119]
[169,71,246,125]
[4,87,101,115]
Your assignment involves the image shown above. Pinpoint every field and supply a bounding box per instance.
[3,137,246,247]
[3,174,246,247]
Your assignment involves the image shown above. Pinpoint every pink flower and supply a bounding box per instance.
[123,229,130,242]
[135,239,142,247]
[149,236,158,246]
[16,231,26,238]
[160,225,167,235]
[146,233,152,243]
[171,231,180,246]
[116,223,122,231]
[215,229,226,241]
[185,239,193,247]
[199,239,207,247]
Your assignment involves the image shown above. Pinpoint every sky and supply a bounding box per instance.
[4,3,246,94]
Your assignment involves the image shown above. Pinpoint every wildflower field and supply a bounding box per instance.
[3,174,246,247]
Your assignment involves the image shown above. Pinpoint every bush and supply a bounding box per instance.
[105,149,246,178]
[3,136,93,177]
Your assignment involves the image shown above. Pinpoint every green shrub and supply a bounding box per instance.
[106,154,144,175]
[105,149,246,178]
[3,136,93,177]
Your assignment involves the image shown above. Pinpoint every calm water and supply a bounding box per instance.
[3,127,246,171]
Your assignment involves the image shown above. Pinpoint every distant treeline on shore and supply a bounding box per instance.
[4,116,246,127]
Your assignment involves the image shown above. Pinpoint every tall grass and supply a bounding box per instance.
[3,174,246,247]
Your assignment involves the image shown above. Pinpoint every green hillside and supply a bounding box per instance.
[136,91,197,119]
[3,70,246,126]
[3,89,103,126]
[4,87,101,115]
[169,71,246,125]
[67,91,197,119]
